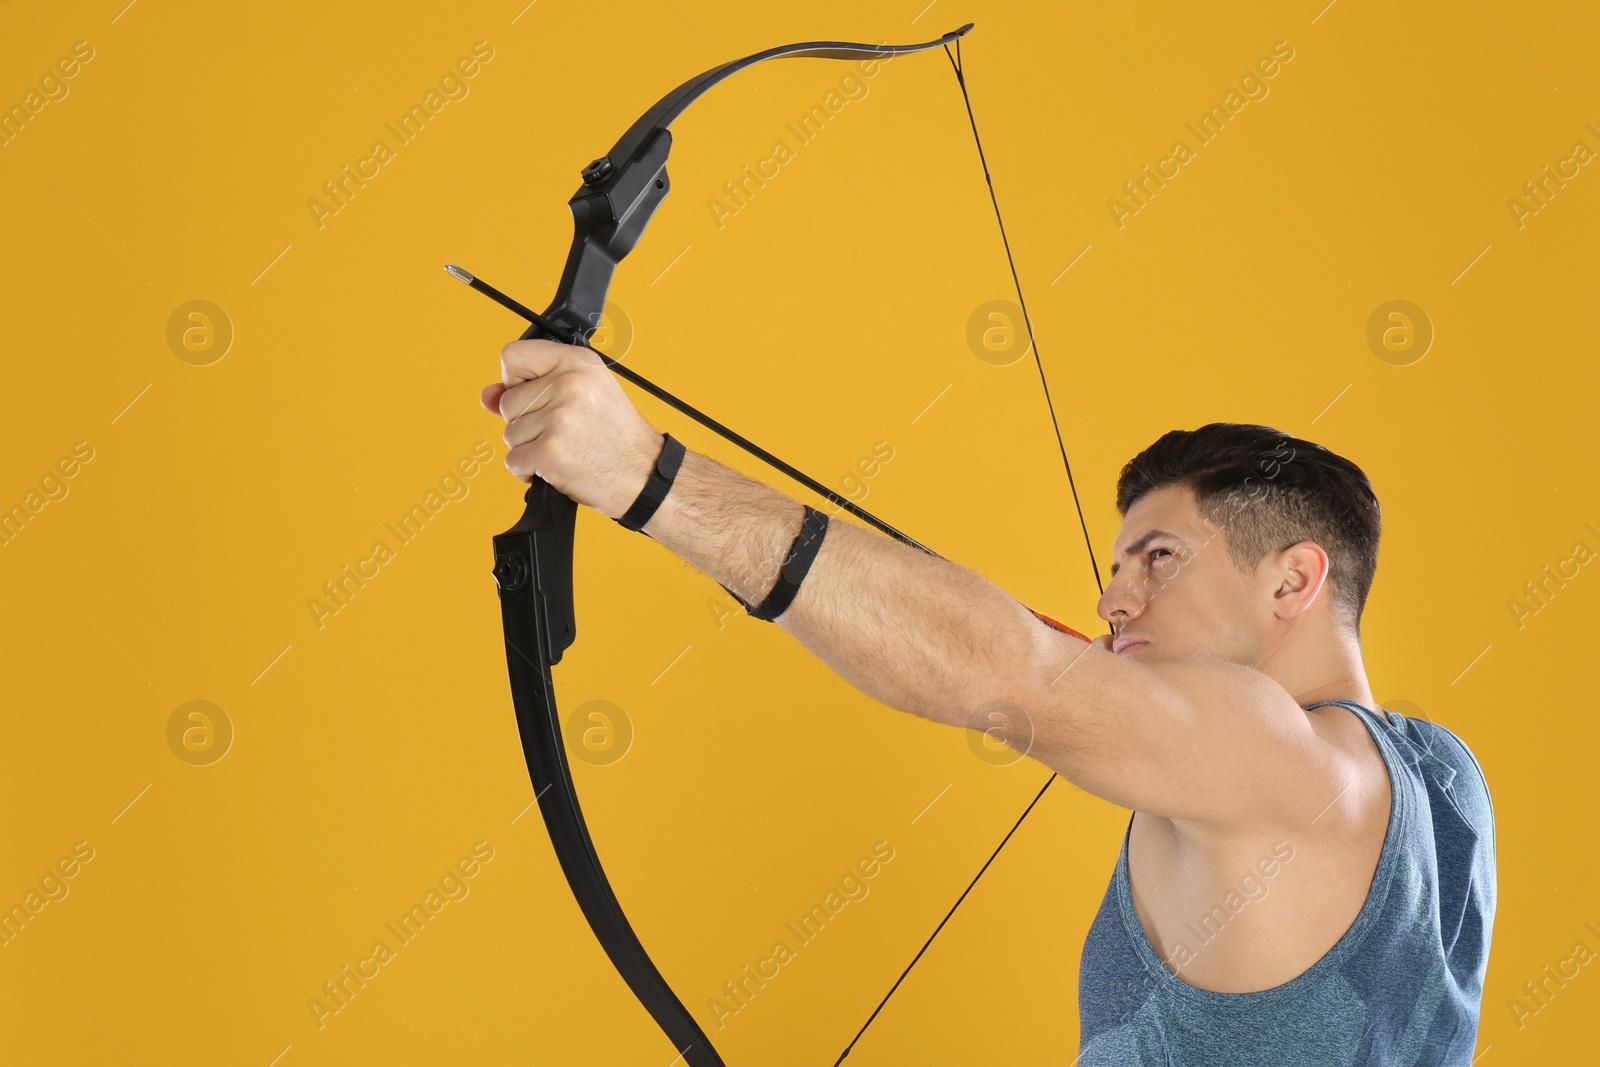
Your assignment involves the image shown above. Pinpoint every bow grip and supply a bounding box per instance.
[492,473,579,666]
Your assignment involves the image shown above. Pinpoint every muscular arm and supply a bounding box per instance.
[641,447,1343,826]
[642,447,1037,730]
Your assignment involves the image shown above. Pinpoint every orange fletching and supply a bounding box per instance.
[1031,610,1091,643]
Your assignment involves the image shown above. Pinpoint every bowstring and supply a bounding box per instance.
[944,37,1107,604]
[833,36,1114,1065]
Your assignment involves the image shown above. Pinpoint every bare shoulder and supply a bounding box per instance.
[1294,700,1395,830]
[1169,658,1391,830]
[1032,650,1355,826]
[1150,655,1325,738]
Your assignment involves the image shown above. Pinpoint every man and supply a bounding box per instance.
[481,339,1496,1065]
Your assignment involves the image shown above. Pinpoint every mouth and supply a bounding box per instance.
[1111,636,1148,656]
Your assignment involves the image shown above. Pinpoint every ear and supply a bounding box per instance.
[1267,540,1331,621]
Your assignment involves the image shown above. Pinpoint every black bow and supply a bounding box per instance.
[459,24,1110,1065]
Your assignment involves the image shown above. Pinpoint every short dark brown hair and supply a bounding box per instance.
[1115,423,1382,633]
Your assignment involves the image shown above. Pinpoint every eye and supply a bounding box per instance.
[1148,547,1180,578]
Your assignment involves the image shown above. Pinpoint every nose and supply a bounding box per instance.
[1097,571,1147,629]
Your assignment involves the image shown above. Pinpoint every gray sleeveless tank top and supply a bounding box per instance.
[1077,700,1496,1065]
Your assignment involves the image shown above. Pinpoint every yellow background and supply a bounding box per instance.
[2,1,1596,1063]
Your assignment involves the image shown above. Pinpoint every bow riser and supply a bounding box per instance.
[537,130,674,341]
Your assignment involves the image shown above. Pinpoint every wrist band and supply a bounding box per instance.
[722,506,831,622]
[616,433,684,532]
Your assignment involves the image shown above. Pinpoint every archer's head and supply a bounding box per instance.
[1097,423,1381,675]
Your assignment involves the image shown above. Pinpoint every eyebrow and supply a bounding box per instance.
[1108,528,1189,577]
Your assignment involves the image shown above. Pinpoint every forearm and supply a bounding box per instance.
[640,447,1038,727]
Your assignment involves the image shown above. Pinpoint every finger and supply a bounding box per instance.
[480,382,508,414]
[498,376,560,422]
[504,439,549,485]
[501,337,574,388]
[503,404,555,450]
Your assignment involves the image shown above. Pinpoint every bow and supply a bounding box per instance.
[464,24,1109,1065]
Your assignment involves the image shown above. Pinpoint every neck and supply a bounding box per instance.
[1261,624,1375,711]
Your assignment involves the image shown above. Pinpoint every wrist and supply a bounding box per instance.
[611,431,677,527]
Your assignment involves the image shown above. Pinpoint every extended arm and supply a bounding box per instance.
[489,340,1344,829]
[639,446,1345,827]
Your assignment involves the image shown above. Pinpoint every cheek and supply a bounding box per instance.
[1153,561,1207,611]
[1208,585,1273,657]
[1162,570,1242,646]
[1150,553,1184,583]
